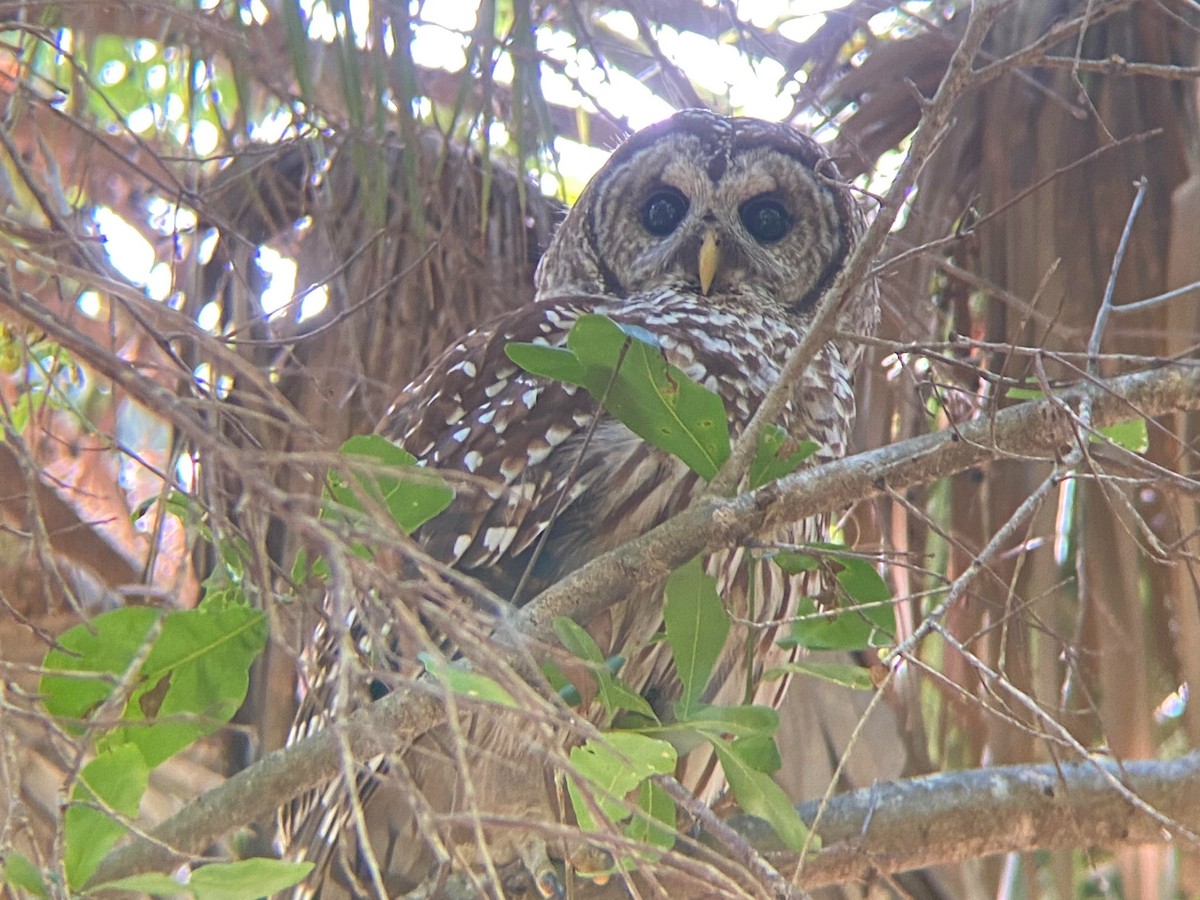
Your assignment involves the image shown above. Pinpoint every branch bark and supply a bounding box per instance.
[745,752,1200,889]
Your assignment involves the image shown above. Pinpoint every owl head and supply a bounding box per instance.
[534,109,871,329]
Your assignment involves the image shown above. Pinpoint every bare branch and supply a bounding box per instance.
[82,357,1200,886]
[740,752,1200,889]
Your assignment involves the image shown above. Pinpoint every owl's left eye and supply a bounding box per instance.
[640,188,689,236]
[740,195,791,243]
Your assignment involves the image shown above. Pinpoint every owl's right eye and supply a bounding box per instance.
[640,188,689,236]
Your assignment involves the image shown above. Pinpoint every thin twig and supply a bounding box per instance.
[1087,176,1149,379]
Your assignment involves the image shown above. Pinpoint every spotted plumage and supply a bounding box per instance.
[280,109,878,898]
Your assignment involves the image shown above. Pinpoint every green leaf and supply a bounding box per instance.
[711,739,812,851]
[599,677,658,720]
[779,597,887,652]
[771,550,819,573]
[570,316,730,479]
[504,342,586,384]
[749,426,818,489]
[764,661,875,691]
[115,604,268,767]
[1005,386,1045,401]
[729,735,782,774]
[418,653,518,708]
[93,859,315,899]
[683,704,780,740]
[329,434,454,533]
[65,744,149,888]
[542,659,571,695]
[553,616,604,663]
[1,853,47,897]
[828,556,891,606]
[88,873,190,895]
[567,733,677,832]
[40,604,267,768]
[41,606,162,725]
[664,557,729,718]
[189,859,316,900]
[1098,418,1148,453]
[626,779,676,853]
[775,544,891,606]
[509,315,732,479]
[553,618,656,719]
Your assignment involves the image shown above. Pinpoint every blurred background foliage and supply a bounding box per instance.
[1,1,1199,897]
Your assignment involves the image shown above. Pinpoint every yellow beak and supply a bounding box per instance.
[698,229,720,296]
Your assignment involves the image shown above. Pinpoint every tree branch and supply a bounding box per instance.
[740,751,1200,889]
[85,358,1200,886]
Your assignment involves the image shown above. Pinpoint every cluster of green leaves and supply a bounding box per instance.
[508,315,896,866]
[9,312,895,894]
[538,545,894,870]
[10,554,308,898]
[290,433,455,585]
[544,557,814,866]
[10,436,459,898]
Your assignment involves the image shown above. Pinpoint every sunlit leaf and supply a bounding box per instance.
[88,873,190,896]
[41,606,162,725]
[567,733,676,832]
[41,603,267,769]
[93,859,315,900]
[1006,386,1045,401]
[115,604,267,767]
[189,859,316,900]
[1098,418,1148,453]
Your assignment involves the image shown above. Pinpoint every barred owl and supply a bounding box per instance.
[280,109,878,898]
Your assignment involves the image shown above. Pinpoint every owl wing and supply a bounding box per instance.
[379,298,623,602]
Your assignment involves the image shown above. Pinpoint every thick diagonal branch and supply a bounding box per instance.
[86,359,1200,886]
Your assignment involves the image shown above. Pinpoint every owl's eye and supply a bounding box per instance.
[740,195,791,243]
[640,188,689,236]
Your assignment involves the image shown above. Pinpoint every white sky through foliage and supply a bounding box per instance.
[95,0,864,320]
